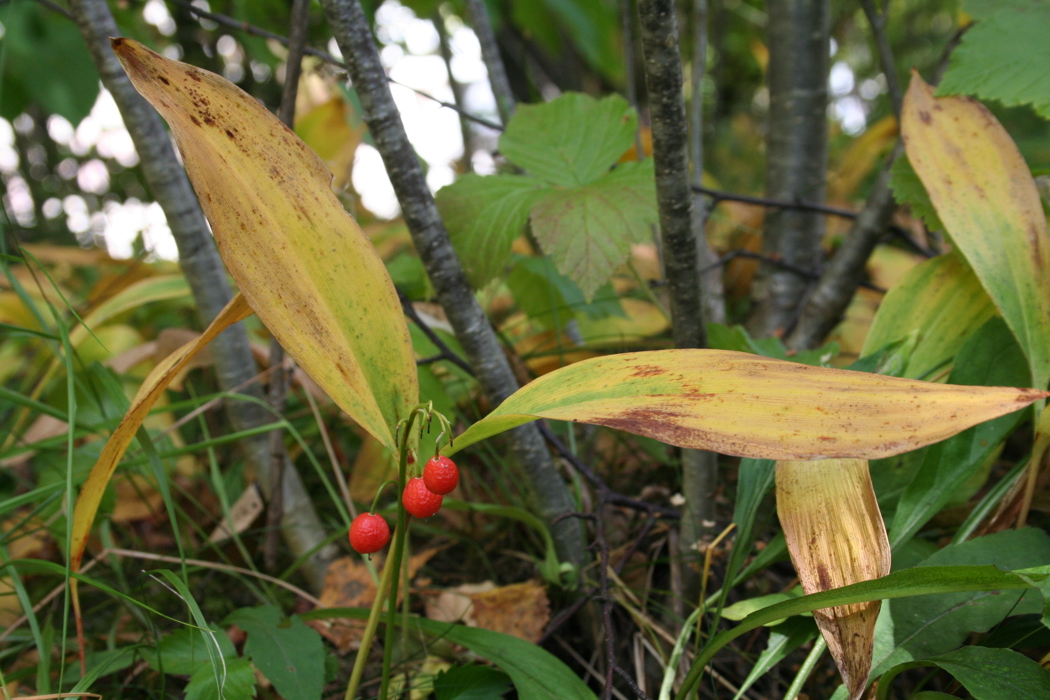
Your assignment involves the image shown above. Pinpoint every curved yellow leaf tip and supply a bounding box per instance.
[110,37,418,451]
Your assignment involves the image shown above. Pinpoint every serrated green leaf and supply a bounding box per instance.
[434,664,513,700]
[888,155,946,233]
[186,657,256,700]
[225,606,324,700]
[530,160,657,299]
[928,646,1050,699]
[437,174,548,287]
[500,93,637,186]
[939,5,1050,119]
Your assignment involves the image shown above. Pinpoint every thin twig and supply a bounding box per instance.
[694,184,932,256]
[265,0,311,574]
[102,548,323,605]
[463,0,515,124]
[860,0,902,116]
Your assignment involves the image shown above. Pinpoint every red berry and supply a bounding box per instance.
[423,455,459,495]
[402,477,443,518]
[349,513,390,554]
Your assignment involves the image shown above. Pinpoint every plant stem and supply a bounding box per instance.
[343,533,401,700]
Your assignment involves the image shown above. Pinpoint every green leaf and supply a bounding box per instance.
[889,317,1031,548]
[927,646,1050,699]
[676,564,1050,700]
[873,529,1050,677]
[0,2,101,123]
[506,255,624,327]
[888,155,946,233]
[530,160,658,299]
[863,253,997,380]
[436,174,548,288]
[186,657,256,700]
[434,664,513,700]
[707,323,838,366]
[731,618,816,700]
[500,93,637,186]
[148,625,237,675]
[722,592,800,622]
[415,619,597,700]
[225,606,324,700]
[939,3,1050,119]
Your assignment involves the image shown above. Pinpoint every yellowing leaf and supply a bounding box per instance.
[112,38,416,450]
[445,350,1047,460]
[902,73,1050,389]
[777,458,890,700]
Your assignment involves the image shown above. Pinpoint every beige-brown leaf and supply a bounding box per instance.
[777,459,891,700]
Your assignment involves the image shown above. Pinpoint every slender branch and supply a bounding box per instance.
[264,0,311,573]
[320,0,586,573]
[618,0,644,159]
[69,0,335,590]
[434,11,475,173]
[637,0,718,596]
[860,0,902,116]
[637,0,705,351]
[690,0,727,325]
[463,0,515,124]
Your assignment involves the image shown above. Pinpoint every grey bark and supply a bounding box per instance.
[690,0,726,326]
[637,0,718,562]
[786,145,901,349]
[464,0,515,124]
[747,0,829,338]
[70,0,335,590]
[786,2,903,350]
[320,0,585,575]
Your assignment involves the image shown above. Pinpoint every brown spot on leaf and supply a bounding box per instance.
[225,129,235,139]
[630,364,665,378]
[159,76,170,85]
[817,564,832,591]
[189,115,201,126]
[919,110,932,125]
[186,70,201,82]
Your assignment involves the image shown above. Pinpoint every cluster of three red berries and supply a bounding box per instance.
[348,455,459,554]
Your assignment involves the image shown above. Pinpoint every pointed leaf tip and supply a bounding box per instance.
[111,38,417,450]
[448,350,1049,460]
